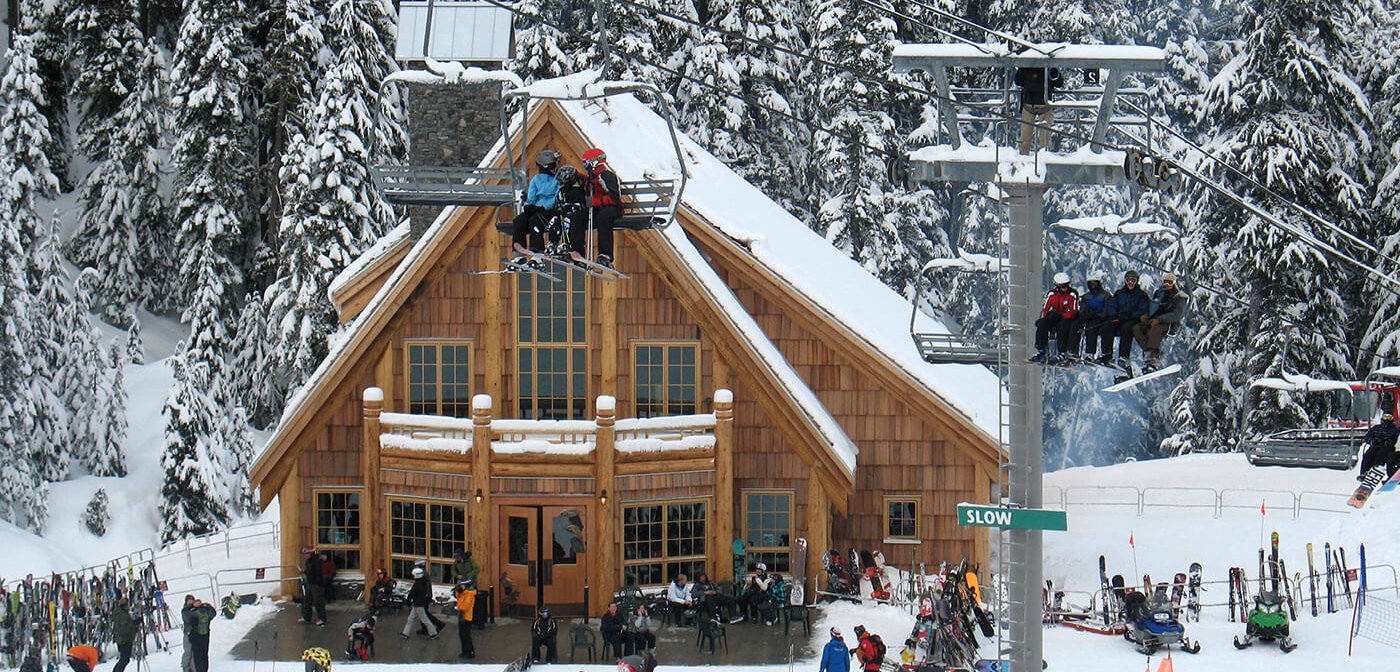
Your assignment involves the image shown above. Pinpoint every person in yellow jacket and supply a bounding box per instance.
[453,578,477,659]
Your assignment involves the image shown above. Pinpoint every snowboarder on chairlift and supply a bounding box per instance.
[1032,272,1078,364]
[511,150,562,267]
[572,147,623,269]
[1074,270,1113,363]
[1131,273,1188,372]
[1357,412,1400,480]
[1097,269,1151,369]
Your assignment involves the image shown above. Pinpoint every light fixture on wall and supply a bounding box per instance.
[474,488,483,504]
[599,489,609,505]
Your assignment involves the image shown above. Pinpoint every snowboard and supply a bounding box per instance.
[1186,562,1202,622]
[1103,364,1182,392]
[791,538,808,605]
[1347,464,1394,508]
[503,652,532,672]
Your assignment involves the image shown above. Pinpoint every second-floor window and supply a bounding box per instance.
[633,342,699,417]
[517,269,588,419]
[407,340,472,417]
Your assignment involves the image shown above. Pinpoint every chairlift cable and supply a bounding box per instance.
[491,0,1400,303]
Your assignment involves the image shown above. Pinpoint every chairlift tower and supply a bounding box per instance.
[893,42,1165,672]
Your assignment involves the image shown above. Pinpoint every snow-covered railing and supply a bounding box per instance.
[1050,485,1358,518]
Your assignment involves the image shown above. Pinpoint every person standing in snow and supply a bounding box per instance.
[818,628,850,672]
[111,597,136,672]
[1015,66,1063,154]
[852,625,886,672]
[182,596,216,672]
[573,147,622,269]
[1032,272,1078,364]
[1131,273,1188,372]
[511,150,562,265]
[1098,269,1150,368]
[400,566,439,640]
[301,549,328,625]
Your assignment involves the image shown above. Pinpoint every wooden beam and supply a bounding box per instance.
[471,398,493,597]
[594,400,617,614]
[492,451,596,465]
[278,460,301,598]
[713,390,735,582]
[489,462,596,478]
[360,388,384,602]
[614,457,715,476]
[380,451,474,474]
[614,446,715,463]
[806,479,830,602]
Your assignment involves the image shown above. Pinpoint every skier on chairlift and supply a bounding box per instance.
[1074,270,1113,365]
[510,150,562,268]
[573,147,622,269]
[1032,272,1078,365]
[1357,412,1400,481]
[1097,269,1150,370]
[1131,273,1188,372]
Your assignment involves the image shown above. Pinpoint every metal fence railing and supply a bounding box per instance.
[1044,484,1357,519]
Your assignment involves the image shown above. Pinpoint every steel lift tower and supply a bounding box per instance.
[893,42,1165,672]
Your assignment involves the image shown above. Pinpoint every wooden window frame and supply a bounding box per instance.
[313,488,363,572]
[385,495,468,584]
[621,498,709,587]
[516,269,589,419]
[404,339,474,418]
[883,495,921,542]
[742,490,793,573]
[631,340,700,418]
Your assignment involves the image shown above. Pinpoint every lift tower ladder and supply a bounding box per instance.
[893,42,1165,672]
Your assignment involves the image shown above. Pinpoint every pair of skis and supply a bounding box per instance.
[503,244,628,282]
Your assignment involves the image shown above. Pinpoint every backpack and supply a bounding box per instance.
[868,634,887,663]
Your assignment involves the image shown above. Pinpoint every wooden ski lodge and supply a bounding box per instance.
[248,93,1002,616]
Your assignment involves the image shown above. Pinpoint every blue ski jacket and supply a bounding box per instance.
[1108,285,1150,322]
[525,173,560,209]
[1079,286,1113,320]
[819,638,851,672]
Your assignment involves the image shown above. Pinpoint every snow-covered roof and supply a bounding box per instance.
[328,220,411,301]
[557,95,1002,439]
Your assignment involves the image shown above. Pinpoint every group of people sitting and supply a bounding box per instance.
[510,147,623,270]
[1032,269,1189,372]
[665,563,791,627]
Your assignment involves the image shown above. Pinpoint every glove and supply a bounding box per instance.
[1139,315,1149,323]
[1150,318,1161,327]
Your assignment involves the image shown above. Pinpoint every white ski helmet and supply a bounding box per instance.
[1053,272,1070,285]
[1086,269,1104,284]
[411,566,425,578]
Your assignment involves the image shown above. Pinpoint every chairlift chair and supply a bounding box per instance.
[495,71,689,234]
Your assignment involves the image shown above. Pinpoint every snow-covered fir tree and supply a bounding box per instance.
[83,488,110,536]
[29,227,78,481]
[229,294,277,427]
[0,34,60,280]
[125,318,145,365]
[262,63,387,422]
[1355,5,1400,369]
[69,37,168,322]
[92,340,129,477]
[510,0,594,81]
[168,0,256,319]
[66,0,143,158]
[1167,0,1371,452]
[17,1,72,190]
[158,351,230,543]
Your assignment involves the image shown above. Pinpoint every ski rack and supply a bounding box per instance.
[499,75,688,231]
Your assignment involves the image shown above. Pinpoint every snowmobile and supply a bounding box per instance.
[1233,591,1296,652]
[1121,591,1200,654]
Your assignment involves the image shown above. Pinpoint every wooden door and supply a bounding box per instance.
[498,504,590,617]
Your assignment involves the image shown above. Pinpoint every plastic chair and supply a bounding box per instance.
[782,602,811,636]
[695,618,728,654]
[601,632,625,661]
[617,585,645,612]
[568,624,596,663]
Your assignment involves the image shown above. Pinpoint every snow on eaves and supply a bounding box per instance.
[385,60,523,88]
[507,69,657,100]
[328,220,411,301]
[559,95,1002,440]
[1047,214,1177,237]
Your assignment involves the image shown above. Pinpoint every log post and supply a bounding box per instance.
[472,394,494,591]
[360,387,384,602]
[594,395,617,615]
[713,389,735,582]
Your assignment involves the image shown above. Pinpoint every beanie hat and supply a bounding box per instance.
[1125,270,1139,280]
[830,627,842,638]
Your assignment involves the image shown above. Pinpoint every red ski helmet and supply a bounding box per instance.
[582,148,607,173]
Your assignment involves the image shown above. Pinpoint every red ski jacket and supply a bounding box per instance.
[1040,287,1078,319]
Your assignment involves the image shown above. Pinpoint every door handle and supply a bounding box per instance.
[542,560,553,585]
[527,561,537,587]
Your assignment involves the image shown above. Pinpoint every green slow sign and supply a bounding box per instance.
[957,503,1068,531]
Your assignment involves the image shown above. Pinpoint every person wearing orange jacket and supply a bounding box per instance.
[570,148,623,269]
[852,625,886,672]
[452,577,477,659]
[1032,272,1079,364]
[65,645,100,672]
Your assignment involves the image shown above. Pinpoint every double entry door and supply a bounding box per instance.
[499,502,589,617]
